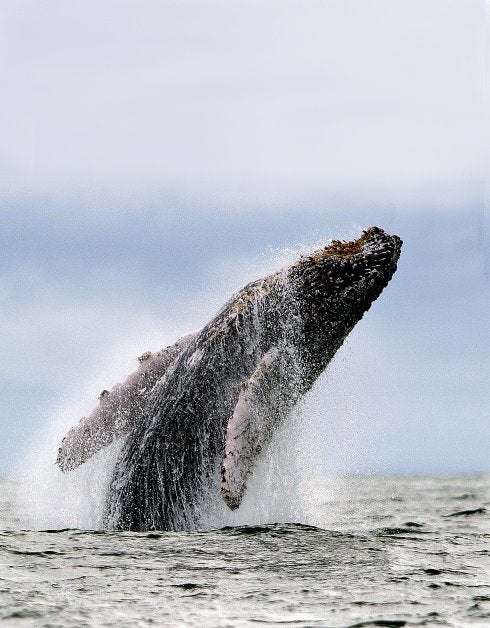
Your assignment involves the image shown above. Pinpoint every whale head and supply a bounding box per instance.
[285,226,402,375]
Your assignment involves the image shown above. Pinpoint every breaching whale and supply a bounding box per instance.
[57,227,402,531]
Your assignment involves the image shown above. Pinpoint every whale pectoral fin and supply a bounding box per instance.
[221,347,296,510]
[56,330,200,472]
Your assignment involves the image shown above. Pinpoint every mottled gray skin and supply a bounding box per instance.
[104,227,402,531]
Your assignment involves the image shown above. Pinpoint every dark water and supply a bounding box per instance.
[1,474,488,627]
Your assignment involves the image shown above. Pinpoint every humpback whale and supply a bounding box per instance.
[57,227,402,531]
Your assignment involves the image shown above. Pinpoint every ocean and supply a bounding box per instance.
[1,473,488,627]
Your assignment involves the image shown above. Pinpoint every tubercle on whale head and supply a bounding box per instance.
[307,226,390,261]
[297,225,400,266]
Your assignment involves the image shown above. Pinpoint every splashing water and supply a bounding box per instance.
[16,402,311,531]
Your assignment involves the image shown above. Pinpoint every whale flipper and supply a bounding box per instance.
[57,331,199,472]
[221,347,299,509]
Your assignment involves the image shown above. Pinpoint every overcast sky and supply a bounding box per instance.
[0,1,487,477]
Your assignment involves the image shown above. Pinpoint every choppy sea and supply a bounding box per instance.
[1,473,488,627]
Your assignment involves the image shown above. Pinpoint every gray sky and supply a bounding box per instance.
[0,1,487,476]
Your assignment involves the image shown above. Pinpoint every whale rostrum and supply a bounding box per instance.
[57,227,402,531]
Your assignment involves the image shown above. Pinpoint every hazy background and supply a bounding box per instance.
[0,0,487,477]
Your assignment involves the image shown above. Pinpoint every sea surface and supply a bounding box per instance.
[1,474,488,627]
